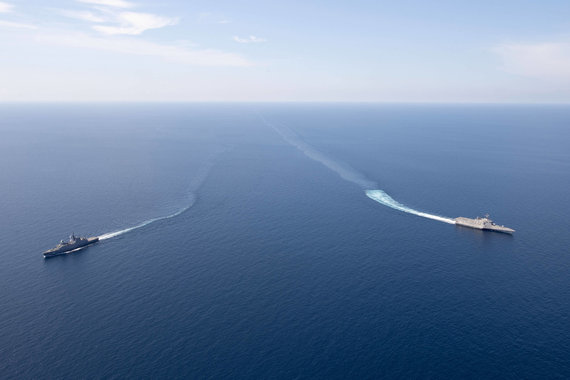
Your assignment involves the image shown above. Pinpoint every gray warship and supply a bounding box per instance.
[454,215,514,234]
[43,234,99,258]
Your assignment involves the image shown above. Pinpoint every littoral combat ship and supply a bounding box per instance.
[454,214,515,234]
[43,233,99,258]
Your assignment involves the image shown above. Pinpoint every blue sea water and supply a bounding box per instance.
[1,103,569,379]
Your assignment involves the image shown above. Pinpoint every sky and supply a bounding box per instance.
[1,0,570,102]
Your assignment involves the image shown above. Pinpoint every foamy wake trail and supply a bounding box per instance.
[365,190,456,224]
[260,114,455,225]
[98,200,194,240]
[98,148,222,240]
[260,115,376,189]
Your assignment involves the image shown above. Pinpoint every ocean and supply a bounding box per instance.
[1,103,569,378]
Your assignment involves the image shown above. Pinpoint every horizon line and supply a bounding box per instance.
[1,100,570,105]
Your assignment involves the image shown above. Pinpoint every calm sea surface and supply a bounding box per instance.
[1,104,569,379]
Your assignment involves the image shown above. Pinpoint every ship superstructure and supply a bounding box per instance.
[43,233,99,257]
[454,215,514,234]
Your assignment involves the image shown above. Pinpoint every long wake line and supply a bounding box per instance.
[365,190,455,224]
[97,148,223,241]
[260,114,456,225]
[98,201,193,240]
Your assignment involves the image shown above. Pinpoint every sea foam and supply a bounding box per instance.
[262,115,455,225]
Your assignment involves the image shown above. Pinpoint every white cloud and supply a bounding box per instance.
[0,20,38,29]
[198,12,230,25]
[36,32,253,67]
[198,12,212,21]
[233,35,267,44]
[93,12,178,35]
[0,2,37,30]
[0,1,14,13]
[495,42,570,81]
[77,0,133,8]
[93,12,176,35]
[0,1,13,13]
[63,1,177,35]
[60,10,106,23]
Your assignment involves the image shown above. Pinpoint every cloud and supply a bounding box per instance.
[35,2,252,68]
[60,10,106,23]
[233,35,267,44]
[36,32,253,67]
[0,2,37,30]
[93,11,177,35]
[494,42,570,81]
[0,20,38,29]
[0,1,13,13]
[77,0,133,8]
[198,12,230,25]
[61,1,177,35]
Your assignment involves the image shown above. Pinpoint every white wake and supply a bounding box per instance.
[98,148,222,241]
[267,117,376,189]
[365,190,456,224]
[262,115,455,225]
[98,200,194,240]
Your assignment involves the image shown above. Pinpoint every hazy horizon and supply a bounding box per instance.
[3,100,570,105]
[2,0,570,103]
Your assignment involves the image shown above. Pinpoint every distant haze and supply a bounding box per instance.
[1,0,570,102]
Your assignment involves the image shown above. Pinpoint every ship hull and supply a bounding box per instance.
[455,223,514,234]
[43,237,99,258]
[455,217,514,234]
